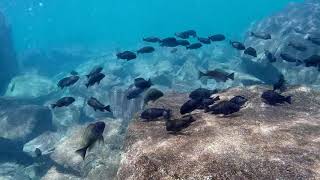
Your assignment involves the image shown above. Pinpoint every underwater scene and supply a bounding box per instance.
[0,0,320,179]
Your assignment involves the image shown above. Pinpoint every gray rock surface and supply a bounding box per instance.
[244,0,320,87]
[45,118,125,180]
[117,86,320,179]
[0,99,53,143]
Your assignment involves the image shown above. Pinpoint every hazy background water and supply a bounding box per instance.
[1,0,302,52]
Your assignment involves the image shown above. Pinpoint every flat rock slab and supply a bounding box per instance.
[117,86,320,179]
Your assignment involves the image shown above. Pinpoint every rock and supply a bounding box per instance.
[49,118,125,179]
[0,11,18,95]
[4,74,56,98]
[23,132,61,158]
[244,0,320,86]
[41,167,80,180]
[117,86,320,179]
[0,98,53,143]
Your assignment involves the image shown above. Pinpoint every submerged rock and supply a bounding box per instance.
[0,98,53,143]
[244,0,320,87]
[117,86,320,179]
[48,119,125,179]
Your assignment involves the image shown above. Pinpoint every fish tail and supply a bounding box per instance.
[75,147,88,160]
[104,105,111,112]
[51,104,56,109]
[163,109,171,120]
[228,73,235,80]
[198,70,205,79]
[296,60,303,66]
[286,96,292,104]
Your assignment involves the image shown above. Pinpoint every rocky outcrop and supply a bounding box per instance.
[117,86,320,179]
[244,0,320,87]
[42,118,126,180]
[0,11,18,95]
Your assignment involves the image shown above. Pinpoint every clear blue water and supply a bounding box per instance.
[1,0,302,52]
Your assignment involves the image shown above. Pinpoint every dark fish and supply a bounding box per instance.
[199,69,234,82]
[117,51,137,61]
[288,41,307,51]
[244,47,257,57]
[176,39,190,46]
[186,43,202,50]
[273,74,286,92]
[209,34,226,42]
[198,96,220,109]
[189,88,218,100]
[171,48,178,53]
[143,37,161,43]
[166,115,196,133]
[229,96,247,106]
[35,148,42,157]
[58,76,80,89]
[250,32,271,40]
[265,50,276,63]
[261,90,291,105]
[230,41,246,50]
[307,36,320,46]
[86,66,103,78]
[140,108,171,121]
[134,78,153,89]
[127,87,145,100]
[137,46,155,54]
[86,73,105,88]
[87,97,111,112]
[51,97,75,109]
[70,70,78,76]
[304,55,320,67]
[75,121,105,160]
[280,53,302,65]
[160,37,179,47]
[205,101,241,115]
[175,30,197,39]
[198,37,211,44]
[180,99,202,115]
[144,88,164,105]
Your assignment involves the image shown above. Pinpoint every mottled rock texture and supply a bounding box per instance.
[117,86,320,179]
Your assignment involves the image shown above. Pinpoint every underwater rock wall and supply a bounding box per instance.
[244,0,320,87]
[117,86,320,179]
[0,11,18,95]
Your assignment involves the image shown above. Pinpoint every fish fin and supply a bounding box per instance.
[75,147,88,160]
[98,135,104,145]
[228,73,235,80]
[104,105,111,112]
[286,96,292,104]
[198,70,205,79]
[214,96,220,101]
[296,60,303,66]
[51,104,56,109]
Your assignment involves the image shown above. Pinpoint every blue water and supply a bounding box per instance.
[1,0,302,52]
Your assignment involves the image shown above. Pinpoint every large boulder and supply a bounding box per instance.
[0,99,53,143]
[117,86,320,179]
[244,0,320,87]
[46,118,126,179]
[0,11,18,95]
